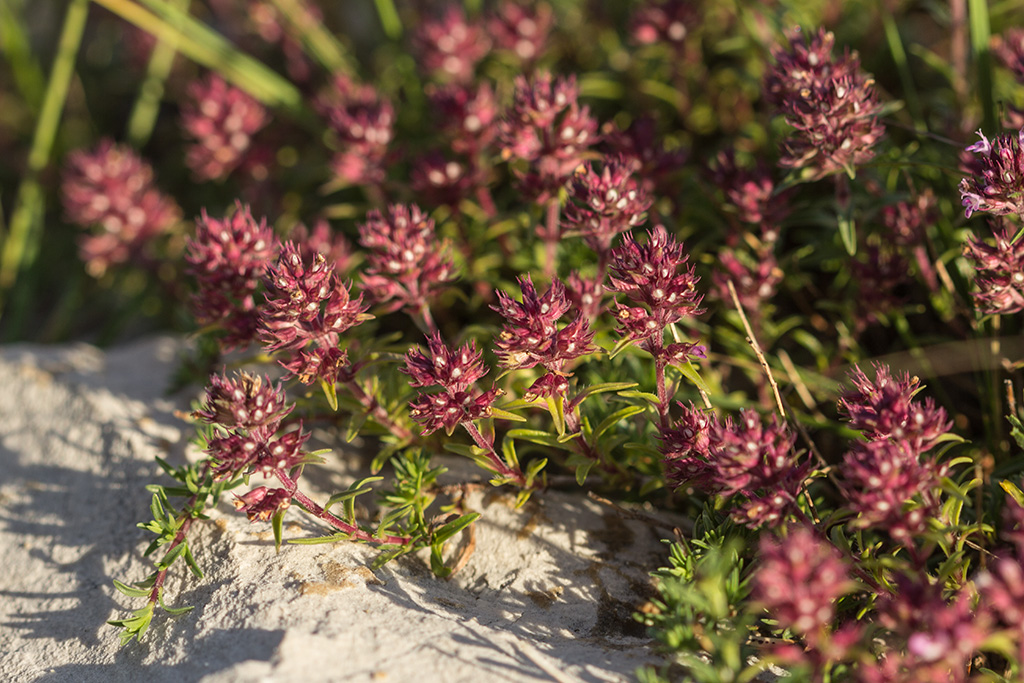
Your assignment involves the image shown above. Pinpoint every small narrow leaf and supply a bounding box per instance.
[575,459,596,486]
[112,579,151,598]
[676,361,712,397]
[593,405,645,441]
[1000,479,1024,508]
[433,512,480,545]
[272,508,286,552]
[321,379,339,411]
[490,407,528,422]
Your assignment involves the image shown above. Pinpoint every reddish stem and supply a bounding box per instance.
[461,420,527,486]
[344,378,415,442]
[276,469,411,545]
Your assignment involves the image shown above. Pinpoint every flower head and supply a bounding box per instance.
[194,371,291,432]
[181,73,268,181]
[601,116,687,196]
[62,139,180,276]
[765,28,884,180]
[710,149,790,228]
[498,72,598,202]
[630,0,696,49]
[260,242,371,385]
[402,333,499,435]
[358,204,456,317]
[491,275,597,381]
[839,365,952,452]
[427,82,499,155]
[959,128,1024,219]
[185,203,279,349]
[233,486,292,522]
[706,409,808,528]
[488,1,553,65]
[754,526,854,639]
[963,226,1024,314]
[994,28,1024,84]
[661,402,716,490]
[563,156,652,254]
[410,151,474,209]
[413,5,490,83]
[318,75,394,187]
[881,191,937,247]
[839,439,942,543]
[608,225,705,353]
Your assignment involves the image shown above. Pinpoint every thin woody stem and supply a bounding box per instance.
[727,279,786,420]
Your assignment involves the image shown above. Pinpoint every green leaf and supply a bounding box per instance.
[608,337,635,360]
[1000,480,1024,508]
[112,579,151,598]
[617,389,660,405]
[433,512,480,545]
[1008,414,1024,450]
[572,382,639,406]
[157,541,187,570]
[575,459,596,486]
[183,544,203,579]
[345,410,369,442]
[505,429,574,450]
[324,476,384,516]
[524,458,548,486]
[547,396,566,437]
[675,360,712,397]
[320,379,339,411]
[158,592,195,616]
[91,0,307,115]
[490,407,527,422]
[272,508,286,553]
[289,532,349,545]
[838,208,856,256]
[593,405,645,441]
[376,505,412,538]
[430,542,451,578]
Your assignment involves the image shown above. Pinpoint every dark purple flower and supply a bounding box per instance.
[994,28,1024,83]
[630,0,696,49]
[959,128,1024,219]
[881,190,937,247]
[601,116,687,197]
[357,204,456,320]
[498,73,599,202]
[185,203,279,349]
[963,226,1024,314]
[402,333,500,435]
[711,247,782,313]
[260,242,371,385]
[181,73,268,181]
[427,82,499,156]
[710,149,790,228]
[706,409,808,529]
[488,1,552,65]
[850,240,910,327]
[413,5,490,84]
[608,225,705,356]
[62,139,180,276]
[318,75,394,187]
[563,156,652,255]
[410,151,474,209]
[766,28,885,180]
[233,486,292,522]
[565,271,605,324]
[839,439,942,544]
[661,402,716,490]
[194,371,291,432]
[491,275,597,373]
[289,218,358,277]
[754,526,854,639]
[839,364,952,452]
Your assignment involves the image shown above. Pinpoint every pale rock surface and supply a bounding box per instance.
[0,337,681,682]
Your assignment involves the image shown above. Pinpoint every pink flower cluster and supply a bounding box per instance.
[259,242,371,386]
[563,156,652,256]
[959,128,1024,219]
[194,372,306,520]
[413,5,490,84]
[357,204,456,329]
[318,75,394,187]
[181,73,268,181]
[61,139,180,277]
[401,333,499,435]
[608,225,705,363]
[185,203,278,349]
[498,72,598,201]
[491,275,597,400]
[765,28,885,180]
[964,226,1024,314]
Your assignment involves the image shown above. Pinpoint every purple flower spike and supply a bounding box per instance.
[959,127,1024,219]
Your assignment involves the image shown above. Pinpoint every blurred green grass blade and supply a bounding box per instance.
[0,0,89,321]
[0,0,46,109]
[374,0,402,40]
[268,0,355,76]
[879,1,923,131]
[92,0,310,120]
[968,0,995,132]
[126,0,191,146]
